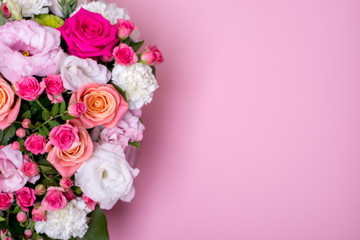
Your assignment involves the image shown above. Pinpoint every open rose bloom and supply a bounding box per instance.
[0,2,163,240]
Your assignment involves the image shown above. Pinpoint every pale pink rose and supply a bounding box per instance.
[15,76,45,101]
[49,124,80,151]
[113,43,138,66]
[0,192,13,210]
[42,74,65,103]
[16,187,36,212]
[68,102,86,117]
[70,84,128,129]
[141,45,164,65]
[0,78,21,130]
[41,187,67,211]
[32,204,46,222]
[24,134,46,155]
[64,189,75,201]
[46,119,93,178]
[21,162,39,177]
[0,145,29,192]
[60,178,72,189]
[115,19,136,39]
[0,20,62,84]
[83,194,97,211]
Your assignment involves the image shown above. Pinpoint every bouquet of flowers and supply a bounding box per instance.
[0,0,164,239]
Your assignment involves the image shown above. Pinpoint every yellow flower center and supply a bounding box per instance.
[20,51,30,57]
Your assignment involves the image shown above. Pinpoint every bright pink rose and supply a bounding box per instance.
[83,194,97,211]
[24,134,46,155]
[70,84,128,129]
[64,189,75,201]
[32,204,46,222]
[21,162,39,177]
[0,145,28,192]
[16,187,36,212]
[113,43,138,66]
[115,19,136,39]
[141,45,164,65]
[0,193,13,210]
[0,78,21,130]
[59,178,72,189]
[46,119,93,178]
[49,124,80,151]
[42,187,67,211]
[15,76,45,101]
[2,3,11,18]
[42,74,64,103]
[58,8,118,59]
[68,102,86,117]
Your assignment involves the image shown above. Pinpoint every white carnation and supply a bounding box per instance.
[35,198,90,240]
[11,0,51,17]
[75,143,139,210]
[112,63,158,109]
[59,55,111,92]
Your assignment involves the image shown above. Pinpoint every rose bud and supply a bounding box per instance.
[64,189,75,201]
[22,118,31,129]
[11,141,20,150]
[60,178,72,189]
[141,45,164,65]
[24,229,32,238]
[16,211,27,223]
[16,128,26,138]
[35,184,46,196]
[68,102,86,117]
[115,19,136,39]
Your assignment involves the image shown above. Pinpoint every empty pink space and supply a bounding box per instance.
[107,0,360,239]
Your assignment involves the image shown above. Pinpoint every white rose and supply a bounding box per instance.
[112,63,159,109]
[75,143,139,210]
[59,55,111,92]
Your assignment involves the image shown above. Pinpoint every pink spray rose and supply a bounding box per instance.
[0,145,28,192]
[113,43,138,66]
[83,194,97,211]
[42,74,65,103]
[70,84,128,129]
[16,187,36,212]
[0,20,62,84]
[15,76,45,101]
[141,45,164,65]
[49,124,80,151]
[2,3,11,18]
[64,189,75,201]
[0,78,21,130]
[46,119,93,178]
[115,19,136,39]
[24,134,46,155]
[21,162,39,177]
[0,193,13,210]
[68,102,86,117]
[41,187,67,211]
[58,8,118,59]
[60,178,72,189]
[32,204,46,222]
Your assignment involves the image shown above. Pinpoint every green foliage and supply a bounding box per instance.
[60,100,66,114]
[0,11,7,26]
[0,125,16,145]
[42,109,51,121]
[80,206,109,240]
[20,110,31,120]
[129,141,141,149]
[130,40,144,52]
[51,103,60,116]
[111,83,127,101]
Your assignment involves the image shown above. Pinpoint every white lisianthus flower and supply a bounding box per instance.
[112,63,159,109]
[35,198,91,240]
[49,0,89,18]
[10,0,51,17]
[75,143,139,210]
[59,55,111,92]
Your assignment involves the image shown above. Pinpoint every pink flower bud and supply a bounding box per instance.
[16,128,26,138]
[22,119,31,129]
[68,102,86,117]
[141,45,164,65]
[23,154,30,161]
[60,178,72,189]
[64,189,75,201]
[24,229,32,238]
[115,19,136,39]
[2,3,11,18]
[16,212,27,223]
[21,162,39,177]
[113,43,138,66]
[83,194,97,210]
[35,184,46,196]
[11,141,20,150]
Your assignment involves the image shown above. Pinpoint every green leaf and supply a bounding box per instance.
[60,100,66,113]
[0,216,5,221]
[61,115,74,121]
[131,41,144,52]
[35,122,42,127]
[51,103,60,116]
[0,125,16,145]
[0,12,7,27]
[13,206,20,214]
[37,158,52,167]
[42,109,51,121]
[39,165,58,174]
[9,213,26,238]
[129,141,141,149]
[151,66,156,77]
[111,83,127,101]
[20,110,32,120]
[38,127,47,137]
[80,206,109,240]
[42,125,50,136]
[49,120,61,128]
[0,129,4,143]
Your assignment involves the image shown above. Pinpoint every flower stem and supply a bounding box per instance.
[35,99,47,111]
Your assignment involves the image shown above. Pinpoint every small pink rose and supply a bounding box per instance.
[2,3,11,18]
[16,187,36,212]
[141,45,164,65]
[15,76,45,101]
[115,19,136,39]
[0,192,13,210]
[64,189,75,201]
[24,134,46,155]
[68,102,86,117]
[42,74,65,103]
[113,43,138,66]
[41,187,67,211]
[32,204,46,222]
[49,124,80,151]
[21,162,39,177]
[60,178,72,189]
[83,194,97,210]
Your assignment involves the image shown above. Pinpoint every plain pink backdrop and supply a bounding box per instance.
[106,0,360,239]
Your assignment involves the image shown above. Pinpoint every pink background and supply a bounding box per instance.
[107,0,360,239]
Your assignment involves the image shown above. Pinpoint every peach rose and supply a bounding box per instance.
[45,119,93,178]
[0,78,21,130]
[70,83,128,129]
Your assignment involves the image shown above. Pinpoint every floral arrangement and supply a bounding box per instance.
[0,0,164,239]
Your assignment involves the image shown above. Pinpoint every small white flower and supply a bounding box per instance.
[35,198,90,240]
[112,63,159,109]
[11,0,51,17]
[58,55,111,92]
